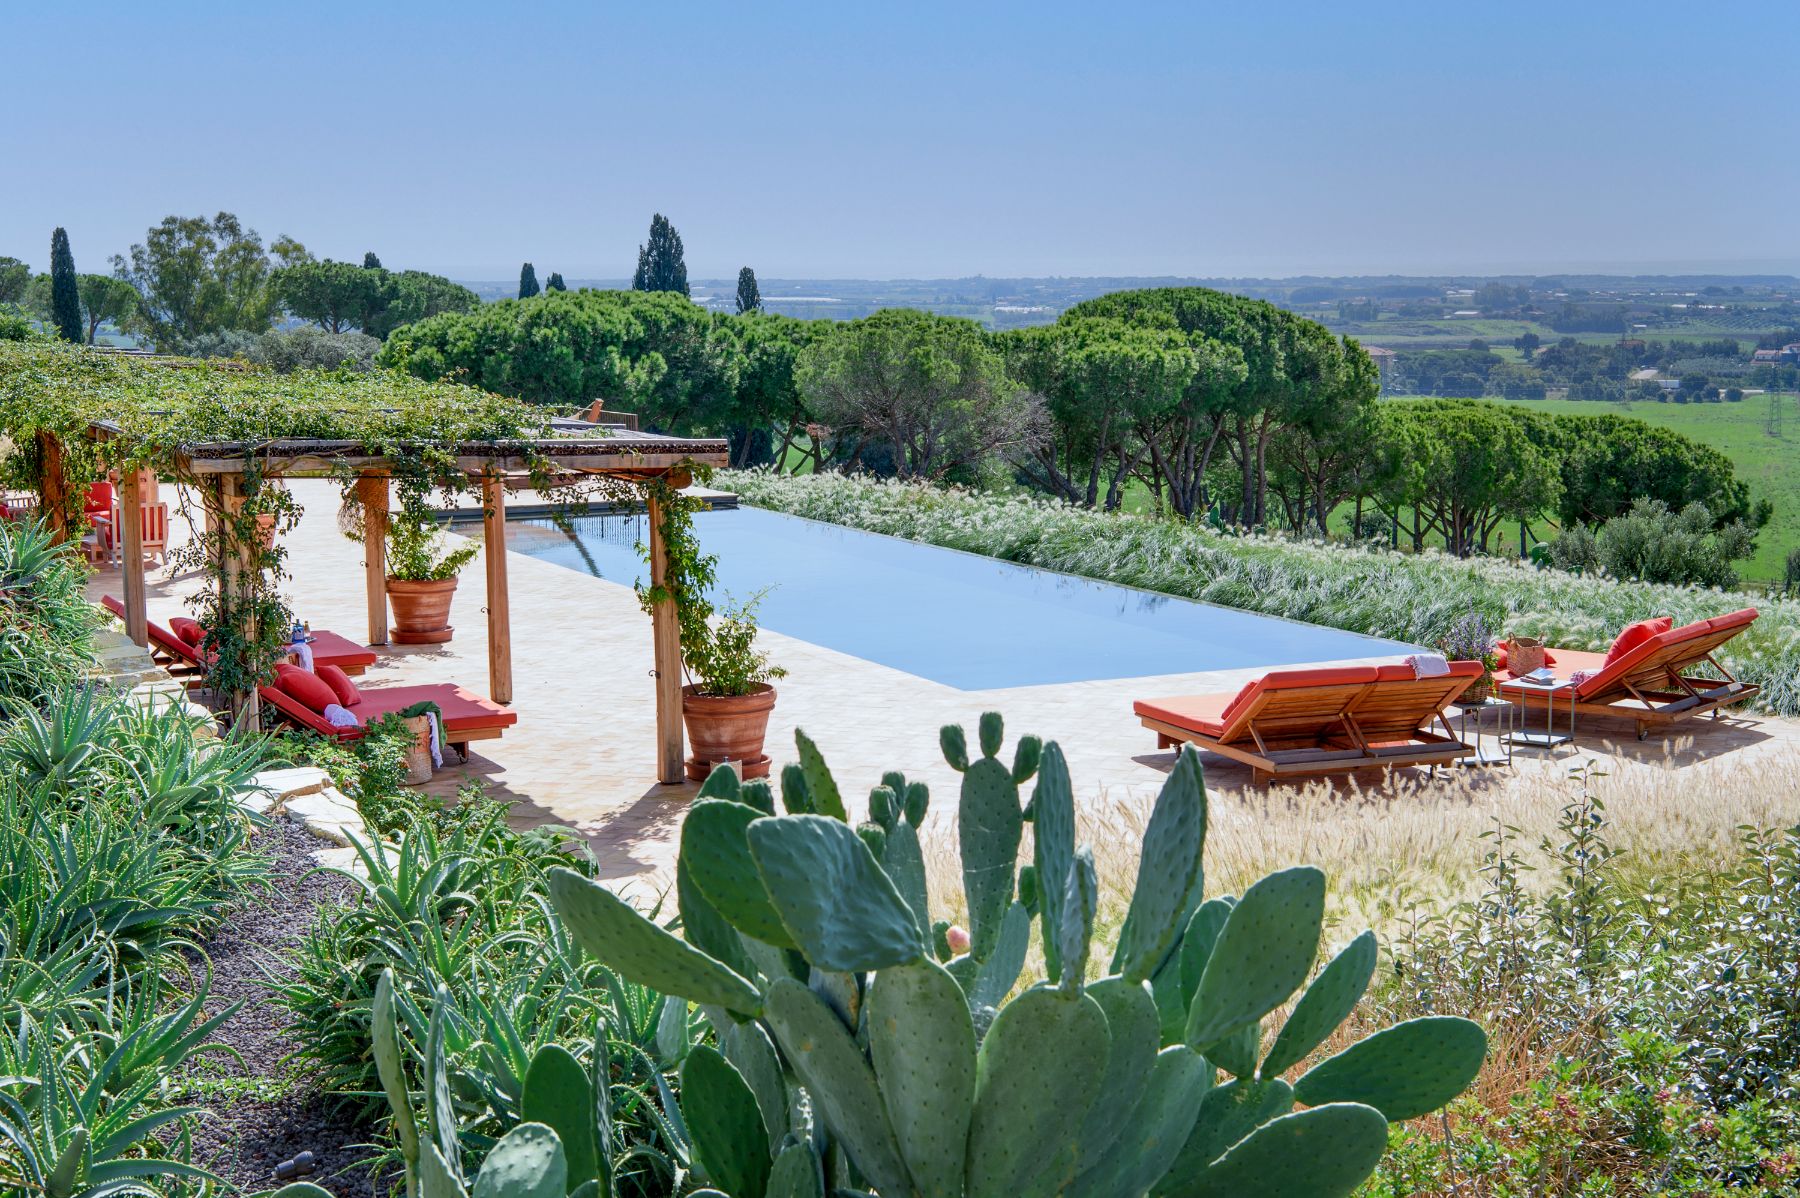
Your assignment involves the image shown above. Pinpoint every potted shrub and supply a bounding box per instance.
[384,495,478,645]
[638,483,785,780]
[1436,610,1501,702]
[680,594,786,780]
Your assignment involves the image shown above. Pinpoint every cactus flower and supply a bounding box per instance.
[946,925,971,954]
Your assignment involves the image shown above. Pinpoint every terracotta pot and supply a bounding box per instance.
[682,684,776,781]
[387,576,457,644]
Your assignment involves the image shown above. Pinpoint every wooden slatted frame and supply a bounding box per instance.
[1509,626,1760,739]
[1144,674,1476,784]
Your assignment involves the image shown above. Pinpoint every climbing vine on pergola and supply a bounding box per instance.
[0,342,727,782]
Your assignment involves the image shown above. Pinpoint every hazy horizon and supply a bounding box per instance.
[4,2,1796,281]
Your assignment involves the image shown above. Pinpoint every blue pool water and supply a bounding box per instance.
[504,507,1417,690]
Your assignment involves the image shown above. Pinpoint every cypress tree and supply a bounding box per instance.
[734,266,762,314]
[518,262,540,299]
[362,251,383,270]
[631,214,689,296]
[48,228,82,343]
[545,272,566,292]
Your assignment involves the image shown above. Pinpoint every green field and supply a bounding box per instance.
[1489,392,1799,583]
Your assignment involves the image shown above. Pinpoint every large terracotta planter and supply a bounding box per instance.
[682,683,776,781]
[387,576,457,644]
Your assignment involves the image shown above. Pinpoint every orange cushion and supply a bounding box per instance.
[169,617,205,646]
[1133,691,1240,736]
[274,663,338,715]
[1606,617,1672,665]
[317,663,362,708]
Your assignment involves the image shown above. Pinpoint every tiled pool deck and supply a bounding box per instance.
[90,481,1800,887]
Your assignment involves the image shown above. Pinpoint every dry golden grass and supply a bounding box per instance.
[920,743,1800,960]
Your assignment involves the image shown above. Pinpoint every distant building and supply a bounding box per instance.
[1364,345,1397,393]
[1752,346,1799,365]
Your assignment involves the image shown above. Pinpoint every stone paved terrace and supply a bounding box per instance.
[86,480,1800,902]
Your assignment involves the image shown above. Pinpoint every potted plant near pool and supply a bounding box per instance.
[639,485,786,780]
[383,492,478,645]
[680,594,786,780]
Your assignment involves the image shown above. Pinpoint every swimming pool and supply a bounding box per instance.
[500,507,1417,690]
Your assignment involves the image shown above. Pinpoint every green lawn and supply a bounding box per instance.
[1491,392,1799,583]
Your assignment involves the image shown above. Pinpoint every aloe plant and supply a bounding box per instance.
[336,716,1486,1198]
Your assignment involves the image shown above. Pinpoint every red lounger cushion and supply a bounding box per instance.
[169,616,206,646]
[274,663,339,714]
[353,684,518,735]
[317,664,362,707]
[1135,666,1381,737]
[1606,616,1672,664]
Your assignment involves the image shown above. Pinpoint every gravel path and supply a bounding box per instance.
[184,817,387,1197]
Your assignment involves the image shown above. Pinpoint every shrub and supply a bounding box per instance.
[179,326,380,372]
[273,786,691,1194]
[726,471,1800,716]
[1594,498,1756,589]
[1373,782,1800,1193]
[1546,522,1598,574]
[0,517,99,707]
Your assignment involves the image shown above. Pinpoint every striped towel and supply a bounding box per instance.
[1405,653,1451,679]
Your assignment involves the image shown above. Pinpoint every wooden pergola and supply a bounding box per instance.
[85,421,729,784]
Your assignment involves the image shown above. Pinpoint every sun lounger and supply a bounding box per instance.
[97,596,378,678]
[258,677,516,756]
[1134,661,1481,783]
[1496,608,1759,739]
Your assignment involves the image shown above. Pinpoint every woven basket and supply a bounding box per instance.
[1505,636,1546,676]
[1461,678,1496,704]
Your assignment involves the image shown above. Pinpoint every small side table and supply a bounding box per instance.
[1501,678,1578,750]
[1451,697,1515,767]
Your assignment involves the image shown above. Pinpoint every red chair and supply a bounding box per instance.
[82,481,118,564]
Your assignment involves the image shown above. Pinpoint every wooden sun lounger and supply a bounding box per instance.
[1497,608,1759,740]
[97,596,379,680]
[1134,662,1481,784]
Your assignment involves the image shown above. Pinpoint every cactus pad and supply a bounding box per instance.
[547,867,762,1015]
[966,987,1110,1198]
[958,756,1023,962]
[372,972,420,1171]
[881,817,932,943]
[1031,743,1075,982]
[1114,748,1209,983]
[765,1142,823,1198]
[1160,1103,1389,1198]
[471,1123,567,1198]
[682,799,795,948]
[1260,930,1378,1079]
[1164,1077,1293,1181]
[1293,1015,1488,1121]
[747,815,926,971]
[1069,1046,1211,1198]
[521,1045,598,1190]
[869,959,976,1198]
[793,729,848,820]
[1070,977,1162,1169]
[761,978,912,1197]
[1186,866,1324,1047]
[681,1046,772,1198]
[1177,897,1235,1011]
[969,902,1030,1010]
[940,723,969,771]
[721,1020,789,1155]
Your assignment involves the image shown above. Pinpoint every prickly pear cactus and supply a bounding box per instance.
[373,716,1486,1198]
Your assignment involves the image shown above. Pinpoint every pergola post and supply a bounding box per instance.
[481,470,512,704]
[215,474,261,732]
[357,473,389,645]
[645,488,685,784]
[119,468,147,647]
[36,432,69,544]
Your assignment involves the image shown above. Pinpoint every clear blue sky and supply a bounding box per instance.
[3,1,1795,281]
